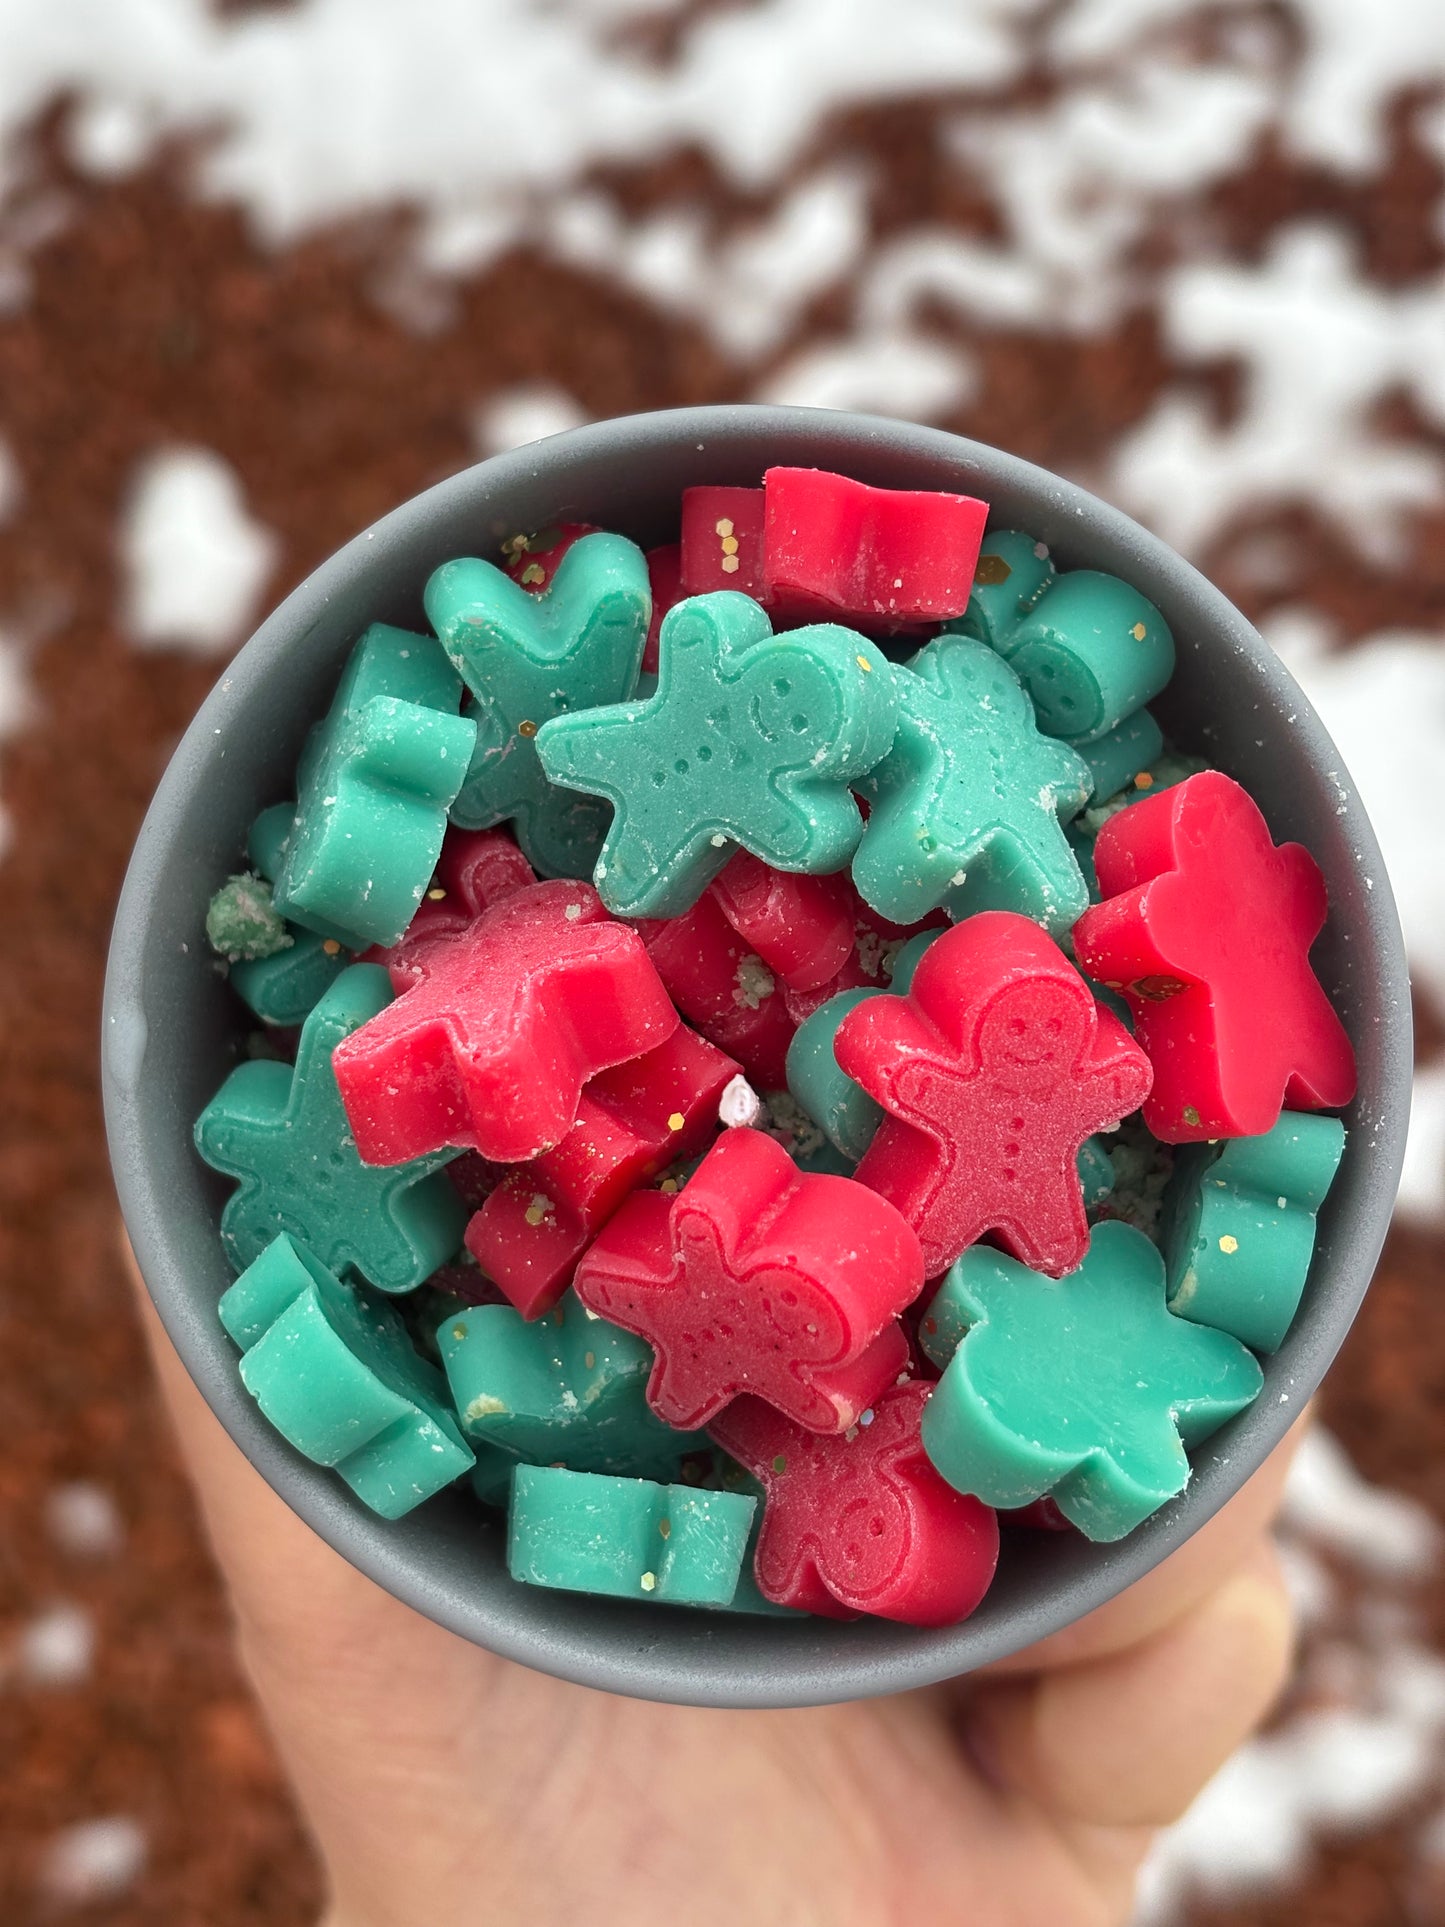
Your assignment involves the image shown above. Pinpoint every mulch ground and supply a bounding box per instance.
[1,98,1442,1926]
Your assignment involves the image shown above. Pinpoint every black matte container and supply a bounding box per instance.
[103,407,1412,1708]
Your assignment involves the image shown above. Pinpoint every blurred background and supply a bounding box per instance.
[1,0,1443,1920]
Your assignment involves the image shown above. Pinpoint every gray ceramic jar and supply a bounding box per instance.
[103,406,1412,1708]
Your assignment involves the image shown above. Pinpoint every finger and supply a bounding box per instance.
[980,1420,1304,1677]
[122,1237,477,1686]
[966,1537,1294,1831]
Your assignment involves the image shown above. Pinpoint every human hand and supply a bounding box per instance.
[130,1254,1295,1927]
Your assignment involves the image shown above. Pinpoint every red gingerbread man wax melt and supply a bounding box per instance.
[572,1126,921,1433]
[836,911,1153,1277]
[333,880,678,1166]
[1072,771,1357,1141]
[709,1383,1000,1625]
[465,1023,739,1319]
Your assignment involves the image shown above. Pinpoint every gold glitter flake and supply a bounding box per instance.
[720,554,740,574]
[517,719,538,738]
[667,1111,685,1132]
[974,553,1012,586]
[856,654,872,673]
[1131,621,1147,640]
[1219,1234,1240,1254]
[322,939,342,956]
[427,886,447,900]
[715,518,735,538]
[640,1571,657,1592]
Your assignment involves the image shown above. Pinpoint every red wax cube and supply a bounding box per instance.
[573,1127,921,1432]
[710,853,856,993]
[465,1024,739,1319]
[709,1384,1000,1625]
[333,880,679,1166]
[643,542,683,676]
[836,911,1153,1277]
[1072,771,1357,1141]
[679,486,766,600]
[369,828,536,983]
[762,467,988,629]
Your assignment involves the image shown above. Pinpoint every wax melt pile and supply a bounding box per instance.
[196,466,1356,1627]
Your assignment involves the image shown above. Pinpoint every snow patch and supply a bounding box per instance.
[14,1602,94,1687]
[120,447,276,656]
[1398,1061,1445,1227]
[756,328,973,421]
[45,1481,124,1558]
[37,1817,147,1907]
[1114,227,1445,559]
[474,382,590,456]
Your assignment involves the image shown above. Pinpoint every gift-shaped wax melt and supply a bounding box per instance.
[644,542,683,674]
[836,913,1153,1277]
[465,1024,738,1317]
[762,468,988,628]
[710,1384,999,1624]
[1162,1111,1346,1354]
[195,965,466,1291]
[709,853,857,993]
[218,1234,473,1517]
[228,803,350,1026]
[680,486,767,599]
[573,1126,920,1432]
[425,531,650,877]
[536,591,898,919]
[950,541,1175,746]
[1072,772,1357,1140]
[437,1291,706,1480]
[851,635,1091,936]
[333,881,677,1166]
[370,827,536,984]
[918,1221,1263,1541]
[508,1464,756,1606]
[271,624,476,949]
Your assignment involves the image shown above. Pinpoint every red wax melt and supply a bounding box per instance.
[370,828,537,982]
[502,521,597,592]
[643,542,683,675]
[465,1023,739,1318]
[710,1383,1000,1624]
[637,891,797,1089]
[1072,771,1357,1141]
[572,1126,921,1432]
[762,467,988,628]
[710,853,856,993]
[837,911,1153,1277]
[679,485,766,599]
[333,881,678,1166]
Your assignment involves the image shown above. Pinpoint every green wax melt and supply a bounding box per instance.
[1077,1134,1117,1209]
[206,872,291,962]
[219,1234,474,1518]
[783,929,940,1161]
[919,1221,1263,1542]
[851,634,1091,937]
[507,1465,756,1606]
[955,531,1056,650]
[425,532,649,877]
[1162,1112,1346,1354]
[271,623,476,949]
[537,591,898,918]
[194,964,466,1291]
[228,804,348,1027]
[436,1291,706,1481]
[1078,707,1164,806]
